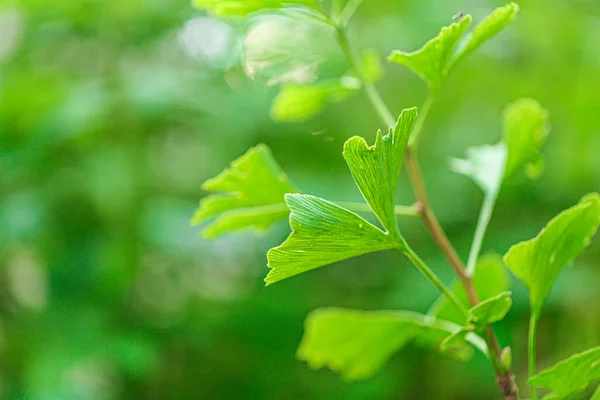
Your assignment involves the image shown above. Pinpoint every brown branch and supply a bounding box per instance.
[405,148,519,399]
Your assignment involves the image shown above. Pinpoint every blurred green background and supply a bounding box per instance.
[1,0,599,398]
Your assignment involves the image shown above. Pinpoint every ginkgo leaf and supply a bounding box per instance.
[192,144,299,238]
[270,77,360,122]
[243,14,340,85]
[450,143,507,196]
[529,346,600,399]
[388,16,471,90]
[504,193,600,313]
[265,194,396,285]
[502,98,550,180]
[297,308,422,380]
[389,4,519,90]
[429,253,509,324]
[297,307,486,381]
[192,0,317,17]
[450,3,520,70]
[467,291,512,328]
[451,99,549,196]
[342,107,418,234]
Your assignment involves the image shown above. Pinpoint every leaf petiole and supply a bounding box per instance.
[335,0,364,27]
[404,246,469,318]
[466,189,500,276]
[528,311,540,400]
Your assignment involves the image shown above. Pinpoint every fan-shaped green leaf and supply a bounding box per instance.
[297,307,486,381]
[192,0,317,17]
[468,291,512,328]
[389,4,519,90]
[529,346,600,399]
[297,308,422,380]
[342,107,417,235]
[388,16,471,90]
[270,77,360,122]
[451,3,520,69]
[192,144,299,238]
[504,193,600,313]
[265,194,396,285]
[429,253,509,324]
[451,99,549,196]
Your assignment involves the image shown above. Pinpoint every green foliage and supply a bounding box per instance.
[529,346,600,399]
[343,108,417,235]
[270,77,360,122]
[429,254,509,324]
[451,98,549,196]
[451,3,520,68]
[265,194,396,285]
[467,291,512,328]
[297,307,485,380]
[504,193,600,313]
[243,14,340,85]
[389,3,519,90]
[388,16,471,90]
[297,308,423,381]
[439,291,512,352]
[192,144,299,238]
[191,0,317,17]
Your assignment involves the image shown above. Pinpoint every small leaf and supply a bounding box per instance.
[468,291,512,327]
[529,346,600,398]
[266,194,396,285]
[390,4,519,89]
[503,98,550,180]
[388,16,471,90]
[451,98,549,195]
[192,0,317,17]
[504,193,600,313]
[451,3,520,69]
[342,107,418,235]
[192,144,299,238]
[429,253,509,324]
[440,325,475,353]
[297,307,486,380]
[270,77,360,122]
